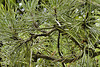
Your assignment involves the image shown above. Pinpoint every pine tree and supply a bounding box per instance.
[0,0,100,67]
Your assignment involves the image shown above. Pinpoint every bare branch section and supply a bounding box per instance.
[32,52,84,64]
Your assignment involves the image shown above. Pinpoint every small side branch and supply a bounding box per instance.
[57,31,62,57]
[57,31,65,67]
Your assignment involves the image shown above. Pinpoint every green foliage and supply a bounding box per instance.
[0,0,100,67]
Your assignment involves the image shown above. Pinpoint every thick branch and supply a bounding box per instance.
[33,52,84,64]
[30,28,56,39]
[17,28,57,47]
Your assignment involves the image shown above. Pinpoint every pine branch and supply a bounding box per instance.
[32,51,84,64]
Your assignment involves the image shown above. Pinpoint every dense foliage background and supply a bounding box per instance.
[0,0,100,67]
